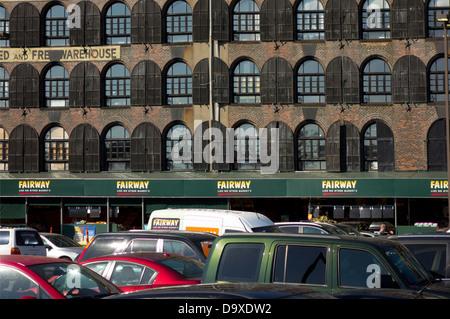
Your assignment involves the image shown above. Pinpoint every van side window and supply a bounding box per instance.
[0,231,9,244]
[339,248,396,288]
[273,245,327,285]
[217,243,265,282]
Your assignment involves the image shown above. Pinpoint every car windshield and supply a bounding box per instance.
[28,262,121,299]
[381,243,434,286]
[318,223,348,235]
[251,226,283,233]
[45,235,82,248]
[158,257,205,278]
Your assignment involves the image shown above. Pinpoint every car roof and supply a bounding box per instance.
[0,255,72,266]
[390,233,450,240]
[81,252,198,263]
[93,230,217,240]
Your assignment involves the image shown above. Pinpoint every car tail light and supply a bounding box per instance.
[11,248,21,255]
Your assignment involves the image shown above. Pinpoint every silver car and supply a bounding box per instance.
[40,232,84,261]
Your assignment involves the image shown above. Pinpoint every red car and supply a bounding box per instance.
[79,252,204,292]
[0,255,122,299]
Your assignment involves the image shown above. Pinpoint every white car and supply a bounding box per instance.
[40,232,84,261]
[0,227,46,256]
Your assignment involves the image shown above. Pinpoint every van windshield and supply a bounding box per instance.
[251,226,283,233]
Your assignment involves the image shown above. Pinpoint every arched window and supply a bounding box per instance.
[428,119,447,171]
[234,123,260,170]
[429,57,450,103]
[104,125,130,171]
[166,1,192,43]
[106,2,131,44]
[165,123,192,170]
[105,64,130,106]
[428,0,450,37]
[45,65,69,107]
[233,60,260,103]
[44,126,69,171]
[233,0,260,41]
[362,58,391,103]
[361,0,390,39]
[297,59,325,103]
[166,62,192,105]
[45,4,69,46]
[0,127,8,170]
[297,123,326,171]
[0,6,10,47]
[296,0,324,40]
[0,66,8,107]
[362,120,394,171]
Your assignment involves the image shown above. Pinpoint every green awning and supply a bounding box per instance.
[0,171,448,199]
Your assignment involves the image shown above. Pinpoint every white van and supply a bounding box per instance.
[147,209,281,235]
[0,227,46,256]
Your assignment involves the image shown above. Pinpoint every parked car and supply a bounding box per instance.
[40,232,84,261]
[104,282,336,299]
[202,233,450,298]
[80,252,204,292]
[275,221,362,236]
[389,233,450,279]
[0,255,122,299]
[0,227,46,256]
[77,230,217,263]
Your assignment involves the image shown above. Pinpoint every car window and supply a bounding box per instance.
[273,245,327,285]
[80,237,126,261]
[217,243,265,282]
[0,231,9,245]
[110,262,156,286]
[339,248,395,289]
[83,261,109,277]
[45,235,81,248]
[278,226,300,234]
[0,266,42,299]
[16,231,43,246]
[160,258,204,278]
[126,239,158,253]
[302,226,328,235]
[163,240,197,259]
[404,243,447,277]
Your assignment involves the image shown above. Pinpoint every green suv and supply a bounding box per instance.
[202,233,450,297]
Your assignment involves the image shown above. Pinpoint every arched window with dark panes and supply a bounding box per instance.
[392,55,427,104]
[296,0,324,40]
[44,65,69,107]
[69,123,100,172]
[362,120,394,172]
[429,57,450,103]
[0,127,8,171]
[234,122,260,170]
[70,1,101,46]
[69,62,101,108]
[131,122,161,172]
[104,125,131,171]
[296,122,326,171]
[232,60,260,104]
[297,59,325,104]
[325,56,360,105]
[265,121,294,172]
[131,0,162,44]
[105,2,131,44]
[260,0,293,42]
[261,57,293,105]
[164,123,193,170]
[0,66,9,108]
[105,63,131,106]
[193,58,230,105]
[166,1,192,43]
[9,63,39,108]
[324,0,358,41]
[428,119,447,171]
[233,0,260,41]
[362,58,391,104]
[8,124,39,173]
[131,60,162,106]
[326,121,360,172]
[428,0,450,37]
[45,4,69,46]
[193,0,229,42]
[0,6,10,47]
[391,0,425,39]
[44,126,69,171]
[361,0,390,39]
[10,2,40,47]
[166,61,192,105]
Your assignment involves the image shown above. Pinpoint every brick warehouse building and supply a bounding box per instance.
[0,0,449,235]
